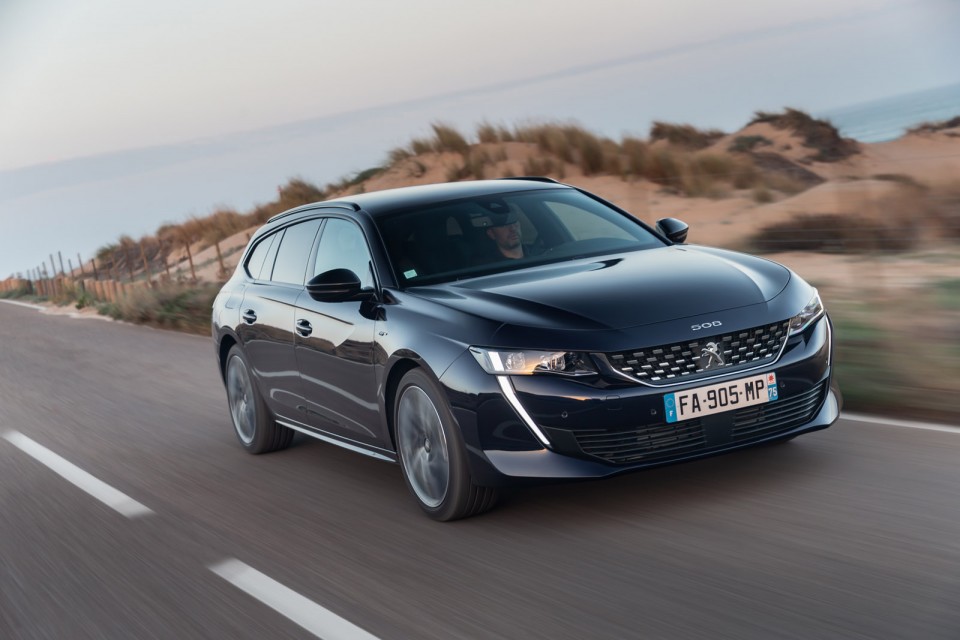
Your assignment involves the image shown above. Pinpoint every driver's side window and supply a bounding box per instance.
[313,219,374,289]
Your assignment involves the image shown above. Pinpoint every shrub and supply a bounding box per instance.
[649,122,724,150]
[410,137,433,155]
[907,115,960,134]
[387,147,412,164]
[107,283,221,334]
[522,156,556,177]
[645,149,685,190]
[749,108,858,162]
[728,135,772,153]
[752,187,774,203]
[749,213,917,253]
[430,123,469,155]
[621,137,649,177]
[476,122,500,144]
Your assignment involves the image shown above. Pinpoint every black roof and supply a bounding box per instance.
[268,179,570,224]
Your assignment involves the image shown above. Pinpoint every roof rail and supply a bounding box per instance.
[497,176,560,184]
[267,201,359,223]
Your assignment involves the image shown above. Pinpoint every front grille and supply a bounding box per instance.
[572,420,705,465]
[732,382,826,440]
[568,381,827,465]
[606,320,790,385]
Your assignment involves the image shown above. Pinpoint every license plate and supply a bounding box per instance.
[664,373,778,423]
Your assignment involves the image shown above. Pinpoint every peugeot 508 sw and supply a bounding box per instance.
[212,178,840,520]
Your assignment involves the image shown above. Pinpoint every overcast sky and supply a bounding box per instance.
[0,0,958,277]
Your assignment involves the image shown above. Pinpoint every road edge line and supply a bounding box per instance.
[841,412,960,434]
[0,299,45,311]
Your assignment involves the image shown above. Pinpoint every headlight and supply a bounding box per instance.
[470,348,598,376]
[789,290,824,335]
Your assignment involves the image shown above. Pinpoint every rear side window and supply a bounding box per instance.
[245,233,277,279]
[270,219,322,285]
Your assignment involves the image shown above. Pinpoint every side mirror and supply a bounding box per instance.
[306,269,363,302]
[656,217,689,244]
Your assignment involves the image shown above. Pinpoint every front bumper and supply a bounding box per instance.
[440,316,838,486]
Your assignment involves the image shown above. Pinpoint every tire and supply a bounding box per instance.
[395,368,498,521]
[224,345,293,454]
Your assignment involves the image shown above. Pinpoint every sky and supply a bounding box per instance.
[1,0,958,277]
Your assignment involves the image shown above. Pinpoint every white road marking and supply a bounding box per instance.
[2,431,153,518]
[841,412,960,435]
[209,559,380,640]
[0,299,45,311]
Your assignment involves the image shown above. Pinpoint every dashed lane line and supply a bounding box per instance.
[210,559,381,640]
[2,431,153,518]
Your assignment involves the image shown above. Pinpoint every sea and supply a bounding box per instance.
[2,78,959,277]
[818,81,960,142]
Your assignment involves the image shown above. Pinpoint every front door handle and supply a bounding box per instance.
[242,309,257,324]
[295,319,313,337]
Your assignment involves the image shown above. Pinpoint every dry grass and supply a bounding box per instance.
[99,283,221,334]
[749,108,859,162]
[728,135,772,153]
[750,181,960,252]
[649,122,724,150]
[430,123,470,155]
[907,115,960,134]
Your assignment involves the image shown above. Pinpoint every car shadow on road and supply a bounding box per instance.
[490,436,838,525]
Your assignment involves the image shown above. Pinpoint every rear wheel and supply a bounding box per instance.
[395,369,497,521]
[224,346,293,454]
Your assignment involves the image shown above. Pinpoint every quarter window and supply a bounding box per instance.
[270,219,322,285]
[245,233,277,280]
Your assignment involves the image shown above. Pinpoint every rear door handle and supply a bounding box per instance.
[242,309,257,324]
[295,319,313,337]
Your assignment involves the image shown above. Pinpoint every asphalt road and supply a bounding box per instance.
[1,301,959,640]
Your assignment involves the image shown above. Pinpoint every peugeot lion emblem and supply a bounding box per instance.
[699,342,725,369]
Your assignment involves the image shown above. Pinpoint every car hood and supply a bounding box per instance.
[407,246,791,332]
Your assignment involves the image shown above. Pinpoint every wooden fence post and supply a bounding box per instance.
[140,240,152,283]
[215,240,226,279]
[125,244,135,281]
[184,238,196,282]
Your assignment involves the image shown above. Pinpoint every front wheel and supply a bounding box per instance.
[224,346,293,454]
[395,369,497,521]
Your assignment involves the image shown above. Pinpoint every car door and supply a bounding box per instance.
[238,218,321,421]
[294,217,385,448]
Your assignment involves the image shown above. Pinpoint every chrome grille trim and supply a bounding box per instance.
[601,320,791,387]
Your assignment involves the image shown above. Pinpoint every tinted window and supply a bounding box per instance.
[270,219,322,285]
[376,189,664,286]
[244,233,276,279]
[545,200,636,242]
[313,219,374,289]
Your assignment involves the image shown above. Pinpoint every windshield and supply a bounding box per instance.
[376,188,665,286]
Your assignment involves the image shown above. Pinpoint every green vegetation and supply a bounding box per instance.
[830,283,960,421]
[97,283,220,335]
[934,278,960,310]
